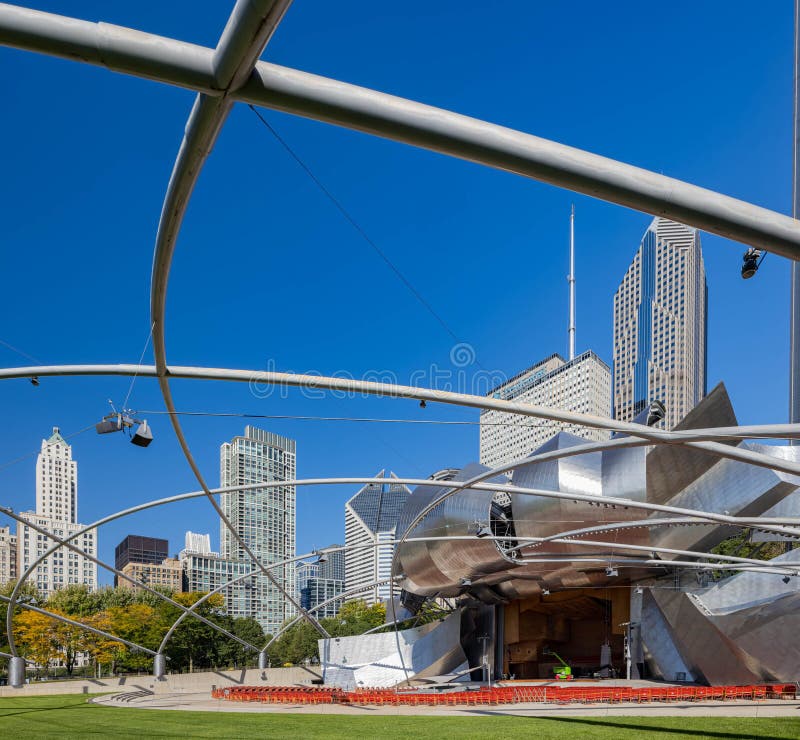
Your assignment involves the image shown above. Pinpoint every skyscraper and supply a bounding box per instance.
[344,471,411,605]
[0,525,16,586]
[219,426,296,633]
[613,217,707,429]
[479,352,612,468]
[35,426,77,523]
[17,427,97,597]
[297,546,346,619]
[114,535,169,571]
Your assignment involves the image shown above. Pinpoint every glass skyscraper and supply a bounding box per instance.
[220,426,297,634]
[344,471,410,605]
[613,217,707,429]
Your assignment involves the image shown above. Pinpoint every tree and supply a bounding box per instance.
[46,584,100,617]
[81,612,119,674]
[107,604,164,672]
[0,581,40,671]
[160,592,228,672]
[13,610,61,676]
[217,617,265,668]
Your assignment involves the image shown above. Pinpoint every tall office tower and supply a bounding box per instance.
[36,427,77,523]
[0,525,16,586]
[344,471,411,605]
[181,550,251,614]
[479,352,612,468]
[220,426,297,634]
[114,535,169,571]
[17,428,97,597]
[297,546,346,618]
[613,217,707,429]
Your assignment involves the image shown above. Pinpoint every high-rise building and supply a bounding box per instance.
[479,351,612,468]
[183,531,216,557]
[35,427,77,523]
[119,557,183,593]
[180,551,252,616]
[344,471,411,605]
[0,525,17,586]
[114,535,169,571]
[16,428,97,597]
[297,546,346,619]
[16,514,97,596]
[219,426,297,633]
[613,217,707,428]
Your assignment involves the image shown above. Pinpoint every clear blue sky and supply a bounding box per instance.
[0,1,794,584]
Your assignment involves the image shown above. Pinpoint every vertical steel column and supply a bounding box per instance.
[9,656,25,687]
[568,204,576,360]
[791,0,800,434]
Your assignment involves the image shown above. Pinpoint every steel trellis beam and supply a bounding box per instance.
[0,506,259,656]
[262,577,397,653]
[4,476,799,659]
[2,365,800,477]
[146,0,329,640]
[0,594,156,656]
[1,3,800,256]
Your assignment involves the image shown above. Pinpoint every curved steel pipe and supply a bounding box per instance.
[0,507,257,656]
[0,594,156,656]
[2,4,800,256]
[2,365,800,477]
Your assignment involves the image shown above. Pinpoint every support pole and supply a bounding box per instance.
[154,653,166,679]
[568,204,576,360]
[791,0,800,435]
[9,656,25,687]
[258,650,268,670]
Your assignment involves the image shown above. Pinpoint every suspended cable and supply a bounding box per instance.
[0,423,96,473]
[133,408,800,441]
[0,338,44,365]
[121,322,155,410]
[247,105,475,353]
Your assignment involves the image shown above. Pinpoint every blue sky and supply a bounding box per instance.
[0,1,794,584]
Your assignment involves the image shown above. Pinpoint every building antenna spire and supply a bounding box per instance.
[568,204,576,360]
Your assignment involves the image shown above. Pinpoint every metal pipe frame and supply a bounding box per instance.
[0,594,157,656]
[262,577,397,653]
[157,539,401,655]
[0,506,258,656]
[2,365,799,476]
[2,0,800,675]
[144,0,327,640]
[1,3,800,257]
[4,474,800,657]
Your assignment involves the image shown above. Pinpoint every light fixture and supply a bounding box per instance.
[605,566,618,577]
[741,248,764,279]
[646,400,666,427]
[315,550,329,564]
[96,414,123,434]
[131,420,153,447]
[542,588,550,596]
[460,578,472,587]
[474,521,492,539]
[419,400,426,409]
[96,406,153,448]
[635,586,643,595]
[29,376,39,387]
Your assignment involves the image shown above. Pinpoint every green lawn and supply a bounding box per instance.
[0,694,798,739]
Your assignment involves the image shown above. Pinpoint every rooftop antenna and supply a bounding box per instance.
[568,204,576,360]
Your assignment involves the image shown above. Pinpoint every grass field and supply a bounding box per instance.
[0,694,799,739]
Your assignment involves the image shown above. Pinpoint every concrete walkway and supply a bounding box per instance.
[92,691,800,717]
